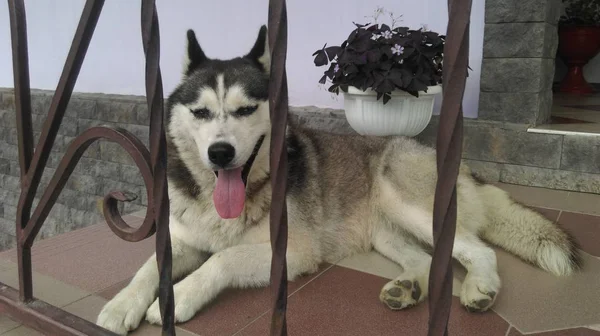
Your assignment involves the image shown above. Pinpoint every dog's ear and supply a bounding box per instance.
[183,29,207,76]
[245,25,270,74]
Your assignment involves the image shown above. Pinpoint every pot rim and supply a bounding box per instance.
[345,85,442,97]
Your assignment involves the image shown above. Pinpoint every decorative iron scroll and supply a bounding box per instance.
[427,0,472,335]
[2,0,175,334]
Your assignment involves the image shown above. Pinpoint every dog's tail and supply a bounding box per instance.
[477,183,581,276]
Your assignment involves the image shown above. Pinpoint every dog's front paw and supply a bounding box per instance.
[460,274,500,313]
[97,289,151,335]
[146,292,198,325]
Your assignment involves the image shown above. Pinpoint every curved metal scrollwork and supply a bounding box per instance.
[3,0,176,334]
[21,126,157,245]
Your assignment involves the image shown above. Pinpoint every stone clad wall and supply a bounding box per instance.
[479,0,562,125]
[1,85,599,252]
[0,88,149,251]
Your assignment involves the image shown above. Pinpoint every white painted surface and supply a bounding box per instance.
[527,126,600,136]
[343,85,440,136]
[0,0,485,118]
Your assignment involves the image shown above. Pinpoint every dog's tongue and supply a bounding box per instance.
[213,167,245,219]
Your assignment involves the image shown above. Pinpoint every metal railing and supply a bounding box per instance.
[0,0,471,335]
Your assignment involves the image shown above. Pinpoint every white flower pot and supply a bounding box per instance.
[343,85,442,137]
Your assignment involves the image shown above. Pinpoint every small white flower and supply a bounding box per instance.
[371,33,380,40]
[382,30,393,39]
[334,64,340,73]
[391,44,404,55]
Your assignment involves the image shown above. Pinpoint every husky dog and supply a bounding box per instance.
[96,25,580,335]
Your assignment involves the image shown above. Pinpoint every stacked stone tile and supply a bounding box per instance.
[0,89,147,250]
[479,0,562,124]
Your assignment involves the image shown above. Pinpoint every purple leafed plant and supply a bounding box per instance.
[313,20,445,104]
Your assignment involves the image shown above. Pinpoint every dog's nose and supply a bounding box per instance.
[208,142,235,167]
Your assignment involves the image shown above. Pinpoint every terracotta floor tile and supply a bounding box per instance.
[558,212,600,257]
[237,266,509,336]
[96,264,332,336]
[336,251,465,295]
[62,295,111,326]
[0,216,143,262]
[1,325,46,335]
[0,222,155,293]
[168,264,332,336]
[61,295,199,336]
[492,249,600,333]
[562,105,600,112]
[0,259,15,272]
[550,116,594,124]
[564,192,600,216]
[508,326,600,335]
[96,278,131,299]
[0,310,20,334]
[533,207,561,223]
[0,233,16,253]
[0,267,89,308]
[495,183,570,210]
[336,250,402,279]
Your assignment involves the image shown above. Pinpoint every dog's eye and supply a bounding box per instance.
[191,108,211,119]
[234,105,258,117]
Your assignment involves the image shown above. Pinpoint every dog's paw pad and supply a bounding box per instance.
[379,278,424,310]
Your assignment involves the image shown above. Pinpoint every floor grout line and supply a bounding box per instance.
[230,263,336,336]
[91,278,135,298]
[525,205,599,217]
[0,327,22,336]
[518,324,599,335]
[229,309,270,336]
[287,263,335,297]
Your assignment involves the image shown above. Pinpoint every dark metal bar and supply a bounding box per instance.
[15,0,106,301]
[140,1,175,334]
[2,0,175,334]
[7,0,34,182]
[267,0,290,334]
[7,0,35,309]
[427,0,472,335]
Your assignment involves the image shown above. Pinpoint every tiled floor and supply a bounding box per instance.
[529,92,600,136]
[0,183,599,335]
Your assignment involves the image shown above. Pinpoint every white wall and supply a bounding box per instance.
[0,0,485,118]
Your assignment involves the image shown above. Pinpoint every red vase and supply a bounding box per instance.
[558,26,600,94]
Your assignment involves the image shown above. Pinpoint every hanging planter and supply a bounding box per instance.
[313,8,445,136]
[343,85,441,136]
